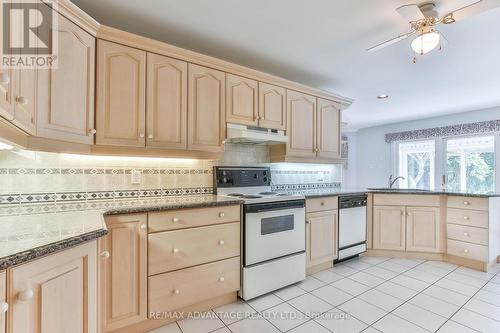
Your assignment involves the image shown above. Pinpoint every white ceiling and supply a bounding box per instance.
[72,0,500,131]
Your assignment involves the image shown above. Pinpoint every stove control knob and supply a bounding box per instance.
[222,177,227,183]
[263,177,268,183]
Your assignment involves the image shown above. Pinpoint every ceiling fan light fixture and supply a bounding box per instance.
[411,29,441,55]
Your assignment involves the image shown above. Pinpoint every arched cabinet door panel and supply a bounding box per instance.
[258,82,286,130]
[317,98,341,159]
[226,74,258,126]
[286,90,316,158]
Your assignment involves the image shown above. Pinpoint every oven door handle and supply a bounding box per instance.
[244,200,305,213]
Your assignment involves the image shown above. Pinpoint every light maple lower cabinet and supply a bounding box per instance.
[8,241,97,333]
[286,90,316,158]
[0,270,5,333]
[406,207,441,253]
[96,40,146,147]
[373,205,406,251]
[188,64,226,152]
[306,210,338,269]
[37,13,96,144]
[99,214,147,332]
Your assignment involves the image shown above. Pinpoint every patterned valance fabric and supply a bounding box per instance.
[385,119,500,143]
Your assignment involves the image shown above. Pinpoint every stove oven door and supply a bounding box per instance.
[244,200,305,266]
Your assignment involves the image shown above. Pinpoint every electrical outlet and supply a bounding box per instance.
[131,169,142,185]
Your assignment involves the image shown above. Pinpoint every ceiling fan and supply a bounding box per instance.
[367,0,490,57]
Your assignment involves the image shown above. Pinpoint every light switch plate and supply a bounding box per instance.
[131,169,141,185]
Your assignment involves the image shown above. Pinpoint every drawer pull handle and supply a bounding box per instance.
[100,251,110,259]
[463,232,470,237]
[172,248,180,254]
[219,212,225,218]
[18,289,34,301]
[16,96,28,105]
[173,289,180,295]
[140,224,147,230]
[172,218,180,223]
[0,302,8,313]
[463,249,469,253]
[463,216,470,220]
[218,277,225,282]
[463,201,470,205]
[218,240,225,245]
[139,133,145,138]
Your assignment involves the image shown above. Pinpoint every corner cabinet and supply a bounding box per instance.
[99,214,147,332]
[96,40,146,147]
[188,64,226,152]
[37,13,96,144]
[7,241,97,333]
[286,90,317,158]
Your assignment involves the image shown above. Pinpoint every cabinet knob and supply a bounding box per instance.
[0,73,10,84]
[463,216,470,220]
[463,249,469,253]
[172,289,180,295]
[17,289,34,301]
[463,201,470,205]
[139,133,145,138]
[172,217,180,223]
[306,219,310,224]
[0,301,8,313]
[140,223,147,230]
[88,129,97,135]
[218,277,225,282]
[148,134,153,139]
[463,232,470,237]
[16,96,28,106]
[172,248,180,254]
[100,251,110,259]
[218,240,225,245]
[320,202,325,206]
[219,212,225,218]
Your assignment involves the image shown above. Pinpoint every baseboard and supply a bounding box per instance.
[363,249,444,260]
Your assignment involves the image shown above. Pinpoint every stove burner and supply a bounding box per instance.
[227,193,244,197]
[241,195,263,199]
[258,192,278,195]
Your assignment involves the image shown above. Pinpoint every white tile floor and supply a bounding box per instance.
[149,256,500,333]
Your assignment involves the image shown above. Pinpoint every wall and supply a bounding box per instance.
[0,143,342,205]
[347,107,500,188]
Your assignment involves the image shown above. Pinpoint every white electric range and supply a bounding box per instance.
[214,166,306,300]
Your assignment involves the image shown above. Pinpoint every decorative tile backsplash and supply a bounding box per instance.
[0,144,342,204]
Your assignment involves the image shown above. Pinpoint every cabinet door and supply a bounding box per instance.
[306,210,337,268]
[258,82,286,130]
[0,1,14,120]
[0,271,5,333]
[11,68,37,135]
[146,53,187,149]
[188,64,225,152]
[226,74,258,126]
[37,14,95,144]
[316,98,341,159]
[99,214,147,332]
[9,241,97,333]
[96,40,146,147]
[406,206,441,253]
[286,90,316,158]
[373,205,406,251]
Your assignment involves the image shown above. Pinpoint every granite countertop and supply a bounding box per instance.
[0,195,242,270]
[280,188,500,198]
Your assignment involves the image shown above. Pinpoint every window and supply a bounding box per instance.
[397,140,435,189]
[446,136,495,193]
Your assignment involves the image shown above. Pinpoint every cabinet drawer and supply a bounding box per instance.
[148,205,240,232]
[148,257,240,314]
[447,208,488,228]
[306,197,338,212]
[447,196,488,211]
[447,224,488,246]
[447,239,488,262]
[373,194,440,207]
[148,222,240,275]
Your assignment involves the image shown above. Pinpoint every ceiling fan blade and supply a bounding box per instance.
[396,4,425,22]
[366,31,416,53]
[445,0,499,23]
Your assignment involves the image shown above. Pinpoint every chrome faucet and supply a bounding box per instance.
[388,174,405,188]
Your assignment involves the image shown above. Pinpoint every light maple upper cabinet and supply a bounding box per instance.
[37,13,96,144]
[258,82,286,130]
[406,207,441,253]
[306,210,338,269]
[11,69,37,135]
[286,90,316,158]
[226,74,258,126]
[373,205,406,251]
[8,241,97,333]
[96,40,146,147]
[316,98,341,159]
[0,68,14,121]
[188,64,225,152]
[99,214,147,332]
[146,53,188,149]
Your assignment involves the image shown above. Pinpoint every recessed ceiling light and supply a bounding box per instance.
[377,94,389,99]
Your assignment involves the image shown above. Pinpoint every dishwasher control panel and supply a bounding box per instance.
[339,195,367,209]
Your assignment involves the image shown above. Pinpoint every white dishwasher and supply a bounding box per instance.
[336,194,367,262]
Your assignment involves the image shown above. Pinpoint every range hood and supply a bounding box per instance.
[225,123,288,145]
